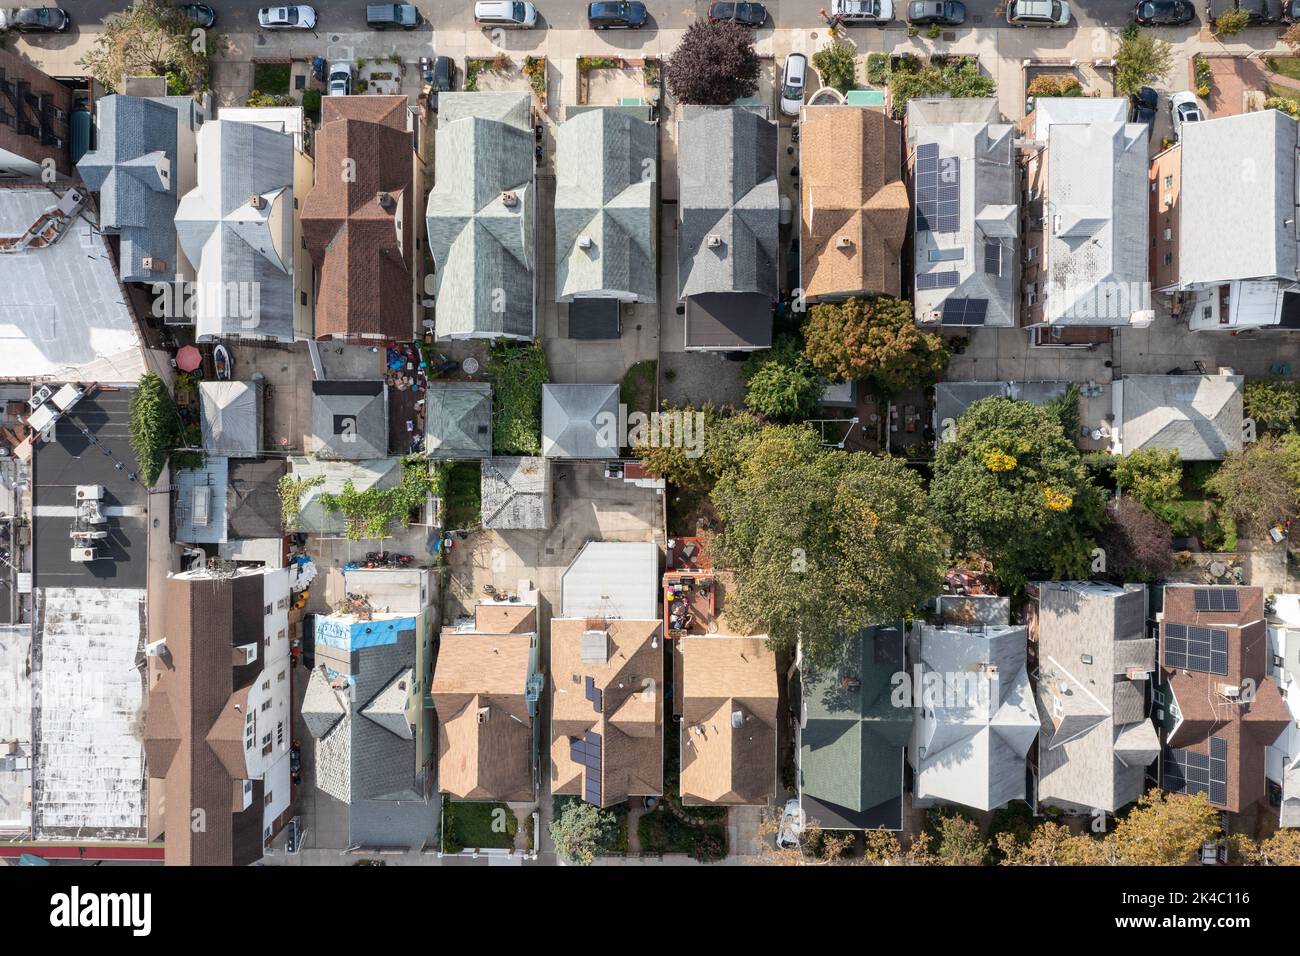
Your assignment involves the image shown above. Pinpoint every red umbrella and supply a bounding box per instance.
[176,345,202,373]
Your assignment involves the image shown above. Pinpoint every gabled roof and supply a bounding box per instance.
[311,380,388,459]
[907,99,1018,328]
[677,106,779,301]
[679,636,778,806]
[799,106,908,300]
[555,109,656,302]
[480,456,551,529]
[1119,374,1243,461]
[76,94,179,283]
[425,93,535,340]
[550,617,663,806]
[1035,581,1157,814]
[910,623,1039,812]
[1038,100,1149,326]
[199,381,262,457]
[425,381,493,459]
[1178,110,1298,286]
[175,119,296,341]
[431,633,536,802]
[800,625,909,830]
[301,96,415,341]
[541,383,620,459]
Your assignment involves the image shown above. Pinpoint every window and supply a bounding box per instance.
[278,670,287,683]
[264,604,273,616]
[261,698,272,713]
[262,742,273,757]
[262,679,271,692]
[277,628,286,642]
[1163,228,1172,241]
[300,291,308,306]
[928,248,964,263]
[1164,175,1173,189]
[277,721,284,746]
[1163,253,1173,266]
[265,791,274,807]
[1026,247,1038,262]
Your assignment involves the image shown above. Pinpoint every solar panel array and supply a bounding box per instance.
[1194,588,1240,612]
[1164,737,1228,806]
[916,271,959,291]
[940,298,989,326]
[983,239,1001,277]
[1163,622,1228,675]
[916,144,961,234]
[584,675,604,713]
[570,731,603,805]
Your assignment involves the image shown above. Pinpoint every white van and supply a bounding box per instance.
[474,1,538,28]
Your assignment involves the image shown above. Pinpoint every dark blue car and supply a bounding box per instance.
[588,1,649,28]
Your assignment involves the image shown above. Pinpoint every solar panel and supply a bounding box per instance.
[582,731,603,805]
[941,298,989,326]
[584,676,603,713]
[1193,588,1240,612]
[917,142,939,162]
[916,270,959,291]
[1167,739,1229,806]
[983,240,1001,276]
[1164,623,1228,675]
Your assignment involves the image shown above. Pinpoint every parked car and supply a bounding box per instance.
[1006,0,1071,24]
[779,53,808,116]
[1285,0,1300,21]
[708,2,768,26]
[588,1,648,28]
[179,3,217,28]
[776,798,803,849]
[327,62,353,96]
[1134,0,1195,21]
[1170,90,1203,139]
[366,3,421,28]
[0,6,71,32]
[426,55,457,111]
[258,5,317,29]
[832,0,895,23]
[907,0,966,23]
[1131,86,1158,132]
[474,0,538,28]
[1205,0,1274,23]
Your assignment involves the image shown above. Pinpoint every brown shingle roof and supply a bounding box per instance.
[431,633,535,801]
[550,618,663,806]
[678,637,778,805]
[799,106,908,301]
[301,96,417,341]
[474,603,536,634]
[1161,586,1292,813]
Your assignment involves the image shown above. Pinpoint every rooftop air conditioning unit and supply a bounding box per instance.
[835,236,853,250]
[76,485,104,501]
[500,191,518,208]
[146,639,168,658]
[1220,685,1241,699]
[70,547,95,562]
[706,234,723,249]
[28,385,54,411]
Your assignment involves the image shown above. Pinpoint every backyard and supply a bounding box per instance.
[442,461,482,532]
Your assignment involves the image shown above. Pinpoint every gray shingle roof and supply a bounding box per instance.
[199,381,261,456]
[677,107,779,301]
[76,95,179,283]
[555,109,657,302]
[174,119,296,341]
[425,93,535,340]
[932,381,1068,434]
[480,456,551,529]
[541,383,620,459]
[1119,374,1243,461]
[311,380,388,460]
[424,381,493,459]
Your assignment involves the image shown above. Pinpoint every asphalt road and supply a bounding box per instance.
[61,0,1165,34]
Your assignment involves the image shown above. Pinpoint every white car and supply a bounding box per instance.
[327,62,353,96]
[1170,91,1203,140]
[832,0,895,22]
[1005,0,1070,24]
[776,798,803,849]
[258,5,317,29]
[779,53,807,117]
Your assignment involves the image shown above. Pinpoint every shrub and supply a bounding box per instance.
[888,56,994,117]
[1027,74,1083,97]
[803,296,947,395]
[664,21,761,105]
[866,52,890,85]
[1245,378,1300,433]
[128,372,180,487]
[1115,448,1183,510]
[301,88,321,123]
[1114,25,1173,96]
[812,42,857,94]
[742,336,824,422]
[486,340,549,455]
[1213,7,1251,34]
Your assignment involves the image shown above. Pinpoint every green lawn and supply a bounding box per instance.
[487,342,548,454]
[442,796,517,852]
[620,360,657,421]
[443,461,482,531]
[1269,56,1300,82]
[252,62,292,95]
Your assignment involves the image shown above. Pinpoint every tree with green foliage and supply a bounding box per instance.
[802,296,947,395]
[927,809,990,866]
[1045,383,1081,439]
[79,0,223,93]
[710,424,946,666]
[635,404,764,490]
[317,458,437,541]
[1115,448,1182,510]
[664,20,761,105]
[1245,379,1300,433]
[486,340,549,455]
[550,800,618,866]
[1205,434,1300,532]
[1104,791,1222,865]
[1114,25,1173,96]
[812,42,857,94]
[1096,497,1174,581]
[929,397,1105,588]
[742,337,824,422]
[887,57,995,117]
[128,372,180,487]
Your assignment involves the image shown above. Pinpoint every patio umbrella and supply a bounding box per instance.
[176,345,202,372]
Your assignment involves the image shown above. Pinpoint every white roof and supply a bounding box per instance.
[560,541,659,620]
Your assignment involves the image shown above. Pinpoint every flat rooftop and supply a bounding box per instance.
[0,624,32,834]
[0,186,145,383]
[33,387,148,590]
